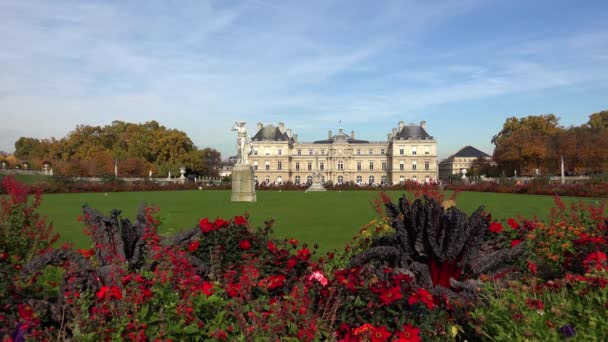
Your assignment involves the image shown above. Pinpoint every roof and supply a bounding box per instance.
[251,126,293,142]
[450,146,491,159]
[394,125,432,140]
[313,129,369,144]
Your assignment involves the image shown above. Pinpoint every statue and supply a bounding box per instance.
[230,121,256,202]
[231,121,252,165]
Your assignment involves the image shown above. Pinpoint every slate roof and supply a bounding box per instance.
[251,126,293,142]
[450,146,491,159]
[394,125,432,140]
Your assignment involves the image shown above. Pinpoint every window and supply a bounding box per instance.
[400,161,404,171]
[399,148,404,155]
[320,162,324,170]
[356,175,362,184]
[253,148,258,155]
[399,176,405,183]
[357,149,361,155]
[412,146,417,155]
[264,176,270,184]
[278,161,282,170]
[307,162,312,171]
[321,176,325,183]
[277,176,283,184]
[337,176,344,185]
[381,148,385,155]
[265,148,270,156]
[357,161,362,171]
[412,161,417,170]
[369,161,374,170]
[337,161,344,171]
[307,175,313,184]
[424,146,430,155]
[297,149,301,155]
[309,149,313,155]
[424,161,429,171]
[253,162,258,170]
[265,161,270,170]
[295,176,301,185]
[295,162,300,171]
[381,175,387,184]
[321,149,325,155]
[412,175,417,181]
[254,175,258,183]
[382,162,386,171]
[278,149,282,156]
[368,175,375,185]
[368,149,373,155]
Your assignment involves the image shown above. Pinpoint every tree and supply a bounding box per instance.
[14,137,42,160]
[492,114,560,145]
[587,110,608,130]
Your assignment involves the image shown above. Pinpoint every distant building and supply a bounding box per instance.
[219,156,237,178]
[249,121,438,186]
[438,146,491,179]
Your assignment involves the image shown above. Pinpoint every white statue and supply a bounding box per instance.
[231,121,252,165]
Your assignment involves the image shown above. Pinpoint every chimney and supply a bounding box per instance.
[420,121,427,129]
[257,122,263,131]
[351,130,355,139]
[293,134,298,142]
[387,133,392,141]
[328,130,332,139]
[287,129,292,138]
[398,121,404,130]
[278,122,285,133]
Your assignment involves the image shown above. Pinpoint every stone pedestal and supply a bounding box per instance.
[231,164,256,202]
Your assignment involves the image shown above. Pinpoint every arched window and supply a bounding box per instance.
[337,160,344,170]
[356,175,362,184]
[337,176,344,185]
[264,176,270,184]
[399,176,404,183]
[295,175,301,185]
[381,175,387,184]
[306,175,313,185]
[368,175,375,185]
[277,176,283,184]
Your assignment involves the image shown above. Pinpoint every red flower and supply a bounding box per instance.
[214,218,230,228]
[297,247,311,261]
[394,324,421,342]
[527,260,537,275]
[258,274,286,290]
[239,239,251,250]
[526,298,544,310]
[379,286,403,305]
[226,283,241,298]
[199,218,214,233]
[489,222,503,233]
[233,216,247,225]
[96,286,122,301]
[201,281,214,296]
[370,325,392,342]
[267,241,277,253]
[212,329,228,340]
[17,304,33,321]
[507,218,519,229]
[188,240,200,252]
[408,288,435,310]
[77,248,94,258]
[511,239,522,248]
[286,257,297,269]
[583,251,607,271]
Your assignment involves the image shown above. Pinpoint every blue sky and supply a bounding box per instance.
[1,0,607,159]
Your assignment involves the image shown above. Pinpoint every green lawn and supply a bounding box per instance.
[38,190,605,254]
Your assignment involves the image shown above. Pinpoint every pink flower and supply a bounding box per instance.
[308,271,329,286]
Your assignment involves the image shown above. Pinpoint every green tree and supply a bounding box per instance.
[587,110,608,130]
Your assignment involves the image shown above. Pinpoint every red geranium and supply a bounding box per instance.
[583,251,607,271]
[258,274,286,290]
[213,218,229,229]
[96,285,122,301]
[511,239,522,248]
[188,240,200,252]
[379,286,403,305]
[201,281,214,296]
[394,324,421,342]
[226,282,241,298]
[507,218,519,229]
[527,260,537,274]
[233,216,247,225]
[199,218,214,233]
[489,222,503,233]
[297,247,311,260]
[267,241,277,253]
[286,257,297,269]
[239,239,251,250]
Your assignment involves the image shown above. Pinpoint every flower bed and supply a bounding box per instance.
[1,175,607,341]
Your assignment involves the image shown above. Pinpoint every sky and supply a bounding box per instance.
[1,0,607,159]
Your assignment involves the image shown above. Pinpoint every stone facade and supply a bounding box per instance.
[438,146,492,179]
[250,121,438,186]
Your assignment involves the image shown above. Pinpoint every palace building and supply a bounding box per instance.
[249,121,438,186]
